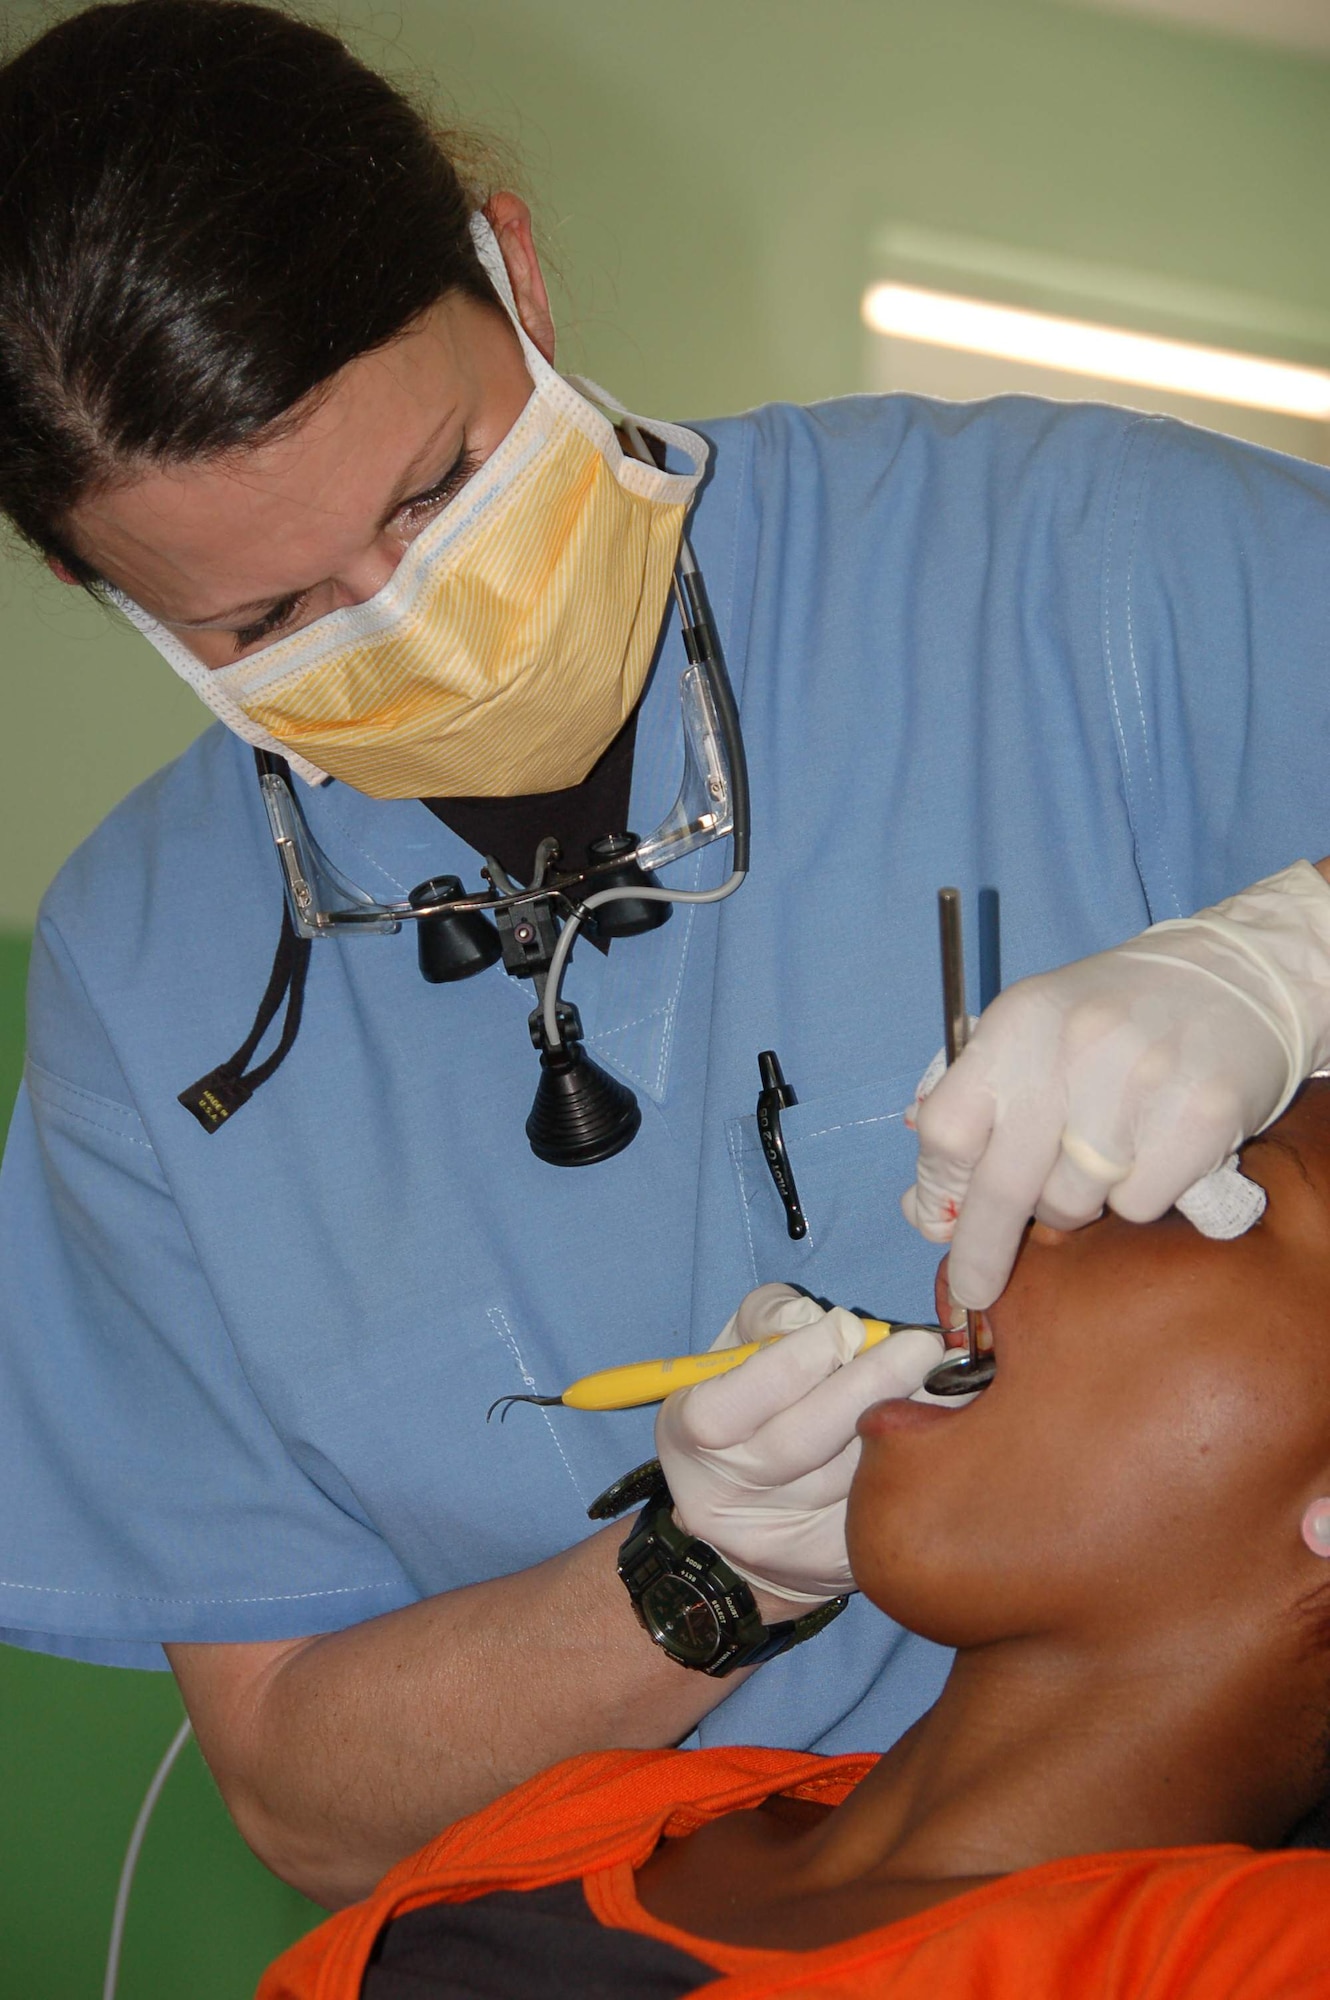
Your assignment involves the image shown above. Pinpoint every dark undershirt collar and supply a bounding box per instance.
[421,704,641,953]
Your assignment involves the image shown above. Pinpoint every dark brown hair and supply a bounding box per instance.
[0,0,501,579]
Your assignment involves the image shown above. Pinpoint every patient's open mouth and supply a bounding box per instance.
[914,1299,997,1401]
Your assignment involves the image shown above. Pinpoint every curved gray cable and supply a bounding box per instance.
[541,871,746,1049]
[103,1716,194,2000]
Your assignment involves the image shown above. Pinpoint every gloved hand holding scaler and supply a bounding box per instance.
[656,1283,946,1604]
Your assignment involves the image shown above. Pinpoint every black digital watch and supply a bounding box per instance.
[588,1459,848,1677]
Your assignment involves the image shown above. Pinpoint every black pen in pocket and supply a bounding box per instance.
[756,1049,808,1239]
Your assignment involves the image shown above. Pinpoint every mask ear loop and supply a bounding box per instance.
[469,210,551,382]
[1301,1501,1330,1556]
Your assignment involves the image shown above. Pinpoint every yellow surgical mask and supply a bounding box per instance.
[118,216,708,798]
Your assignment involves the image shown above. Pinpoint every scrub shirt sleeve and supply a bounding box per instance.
[0,913,417,1669]
[1099,418,1330,920]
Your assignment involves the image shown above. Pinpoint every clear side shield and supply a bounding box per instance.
[633,664,734,876]
[259,773,404,936]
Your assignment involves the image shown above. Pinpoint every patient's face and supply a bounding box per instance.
[848,1085,1330,1650]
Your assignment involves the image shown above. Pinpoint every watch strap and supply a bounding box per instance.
[614,1486,848,1677]
[587,1456,667,1522]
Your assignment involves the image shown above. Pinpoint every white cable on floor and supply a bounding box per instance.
[103,1715,194,2000]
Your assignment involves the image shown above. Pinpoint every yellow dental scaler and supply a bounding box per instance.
[488,1314,913,1420]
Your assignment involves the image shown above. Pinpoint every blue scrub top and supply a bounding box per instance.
[3,394,1330,1761]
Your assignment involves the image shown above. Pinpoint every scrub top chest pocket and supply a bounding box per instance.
[727,1070,941,1322]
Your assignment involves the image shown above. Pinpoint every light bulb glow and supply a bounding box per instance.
[861,283,1330,421]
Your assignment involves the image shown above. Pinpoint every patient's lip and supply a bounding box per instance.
[857,1398,960,1439]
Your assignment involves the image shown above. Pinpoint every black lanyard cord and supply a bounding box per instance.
[178,900,312,1133]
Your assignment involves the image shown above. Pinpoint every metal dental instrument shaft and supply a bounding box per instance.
[925,889,996,1397]
[488,1314,941,1418]
[940,886,968,1070]
[939,888,983,1371]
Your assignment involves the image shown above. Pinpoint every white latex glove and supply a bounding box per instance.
[655,1282,945,1604]
[903,861,1330,1311]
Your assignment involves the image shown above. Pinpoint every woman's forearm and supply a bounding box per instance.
[167,1522,744,1908]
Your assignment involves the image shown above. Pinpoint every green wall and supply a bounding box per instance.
[3,2,1330,1993]
[0,932,26,1130]
[0,1648,319,1998]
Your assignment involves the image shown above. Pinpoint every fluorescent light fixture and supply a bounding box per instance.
[861,282,1330,420]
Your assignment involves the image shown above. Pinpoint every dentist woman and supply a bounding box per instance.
[4,0,1330,1910]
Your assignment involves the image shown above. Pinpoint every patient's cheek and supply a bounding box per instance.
[1029,1222,1070,1248]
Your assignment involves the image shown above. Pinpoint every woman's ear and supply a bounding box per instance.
[45,554,79,584]
[485,190,556,363]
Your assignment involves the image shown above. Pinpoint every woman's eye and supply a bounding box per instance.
[396,448,481,527]
[226,448,479,651]
[232,592,309,652]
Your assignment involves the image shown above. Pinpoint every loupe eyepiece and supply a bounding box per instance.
[584,833,671,940]
[409,876,502,983]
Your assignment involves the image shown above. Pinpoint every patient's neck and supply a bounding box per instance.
[637,1612,1312,1950]
[837,1622,1296,1885]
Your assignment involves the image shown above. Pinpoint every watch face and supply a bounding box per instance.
[641,1573,722,1666]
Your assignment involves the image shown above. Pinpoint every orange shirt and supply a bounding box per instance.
[259,1747,1330,2000]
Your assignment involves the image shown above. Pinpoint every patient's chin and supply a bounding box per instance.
[845,1493,1005,1647]
[853,1571,1007,1650]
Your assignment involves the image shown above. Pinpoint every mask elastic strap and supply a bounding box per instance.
[469,210,548,380]
[468,214,706,484]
